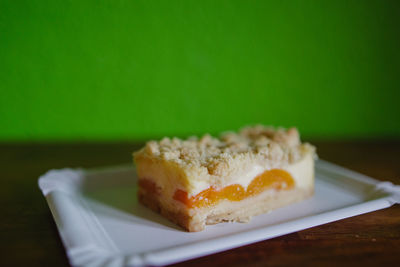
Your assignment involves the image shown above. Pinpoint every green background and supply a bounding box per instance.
[1,0,399,141]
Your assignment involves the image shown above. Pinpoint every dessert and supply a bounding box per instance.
[133,125,316,232]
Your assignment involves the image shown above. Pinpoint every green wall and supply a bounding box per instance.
[1,0,399,141]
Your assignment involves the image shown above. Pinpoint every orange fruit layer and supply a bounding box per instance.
[173,169,294,208]
[138,178,160,194]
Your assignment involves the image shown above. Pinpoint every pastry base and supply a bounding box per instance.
[138,186,314,232]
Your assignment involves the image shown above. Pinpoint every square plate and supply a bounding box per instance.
[39,160,400,267]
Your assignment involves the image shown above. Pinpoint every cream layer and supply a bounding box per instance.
[137,152,314,198]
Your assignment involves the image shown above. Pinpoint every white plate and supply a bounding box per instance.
[38,160,400,267]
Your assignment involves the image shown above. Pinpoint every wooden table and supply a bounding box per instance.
[2,141,400,266]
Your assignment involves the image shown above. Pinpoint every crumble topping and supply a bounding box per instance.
[134,125,315,182]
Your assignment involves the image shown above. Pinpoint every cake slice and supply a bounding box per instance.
[133,125,316,232]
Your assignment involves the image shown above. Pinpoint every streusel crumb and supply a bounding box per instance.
[134,125,315,184]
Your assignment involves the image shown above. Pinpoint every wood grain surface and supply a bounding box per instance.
[1,140,399,266]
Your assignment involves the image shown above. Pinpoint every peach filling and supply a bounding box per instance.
[139,169,294,209]
[177,169,294,208]
[138,179,160,194]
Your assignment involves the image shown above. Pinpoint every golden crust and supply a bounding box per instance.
[139,185,314,232]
